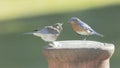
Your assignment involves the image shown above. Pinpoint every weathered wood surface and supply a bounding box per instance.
[43,40,115,68]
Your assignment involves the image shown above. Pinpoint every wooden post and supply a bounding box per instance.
[43,40,115,68]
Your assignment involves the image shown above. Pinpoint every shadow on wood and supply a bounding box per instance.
[43,40,115,68]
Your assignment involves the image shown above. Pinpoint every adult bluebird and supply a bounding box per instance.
[26,23,63,46]
[69,17,103,39]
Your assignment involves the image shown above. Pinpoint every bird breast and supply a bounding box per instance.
[71,22,85,32]
[71,22,89,35]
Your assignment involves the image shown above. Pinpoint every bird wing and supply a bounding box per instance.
[37,26,59,34]
[79,21,94,32]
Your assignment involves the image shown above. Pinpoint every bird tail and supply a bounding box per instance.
[94,32,104,37]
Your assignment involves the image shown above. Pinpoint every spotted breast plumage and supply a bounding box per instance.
[69,17,103,39]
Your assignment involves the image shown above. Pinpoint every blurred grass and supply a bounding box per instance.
[0,0,120,68]
[0,0,120,20]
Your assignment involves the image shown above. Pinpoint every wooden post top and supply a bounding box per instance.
[43,40,115,68]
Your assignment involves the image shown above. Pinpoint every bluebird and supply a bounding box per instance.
[69,17,103,40]
[26,23,63,46]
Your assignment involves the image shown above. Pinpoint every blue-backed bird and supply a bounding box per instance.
[69,17,103,40]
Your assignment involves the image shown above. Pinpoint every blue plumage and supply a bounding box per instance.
[69,17,104,37]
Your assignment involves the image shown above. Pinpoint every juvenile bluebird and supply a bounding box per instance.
[69,17,103,39]
[26,23,63,46]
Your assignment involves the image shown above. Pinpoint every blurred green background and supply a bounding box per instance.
[0,0,120,68]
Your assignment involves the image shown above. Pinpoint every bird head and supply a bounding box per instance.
[68,17,80,24]
[53,23,63,31]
